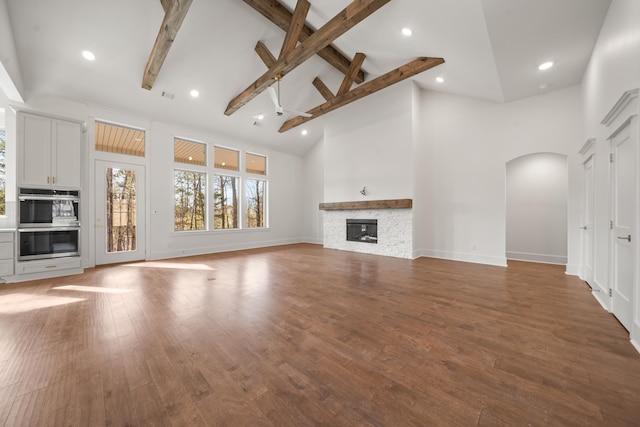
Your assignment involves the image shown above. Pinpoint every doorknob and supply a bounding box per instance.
[617,234,631,242]
[580,226,587,230]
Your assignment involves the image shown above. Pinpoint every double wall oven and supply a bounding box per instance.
[18,188,80,261]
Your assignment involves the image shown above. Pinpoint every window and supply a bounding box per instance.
[246,153,266,175]
[214,146,239,171]
[213,175,239,229]
[175,138,206,166]
[95,121,145,156]
[174,170,206,231]
[246,179,266,228]
[173,137,267,232]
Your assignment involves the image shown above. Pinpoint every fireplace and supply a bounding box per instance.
[346,219,377,244]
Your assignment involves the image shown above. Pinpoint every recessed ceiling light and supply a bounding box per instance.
[435,76,444,83]
[538,61,554,71]
[257,114,264,120]
[301,129,308,136]
[402,28,413,36]
[82,50,95,61]
[190,89,199,98]
[188,156,193,161]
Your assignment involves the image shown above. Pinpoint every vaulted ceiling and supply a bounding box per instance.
[2,0,611,155]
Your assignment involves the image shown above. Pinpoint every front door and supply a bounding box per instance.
[95,160,146,265]
[610,123,636,331]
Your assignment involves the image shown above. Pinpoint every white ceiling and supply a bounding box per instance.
[3,0,611,155]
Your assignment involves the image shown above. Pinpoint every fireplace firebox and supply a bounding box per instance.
[346,219,377,244]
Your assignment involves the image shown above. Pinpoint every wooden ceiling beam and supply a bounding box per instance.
[278,57,445,132]
[225,0,390,116]
[337,52,366,96]
[160,0,172,12]
[142,0,193,90]
[242,0,367,84]
[255,41,276,68]
[278,0,310,59]
[312,77,335,101]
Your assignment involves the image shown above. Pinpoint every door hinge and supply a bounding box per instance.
[610,153,614,162]
[610,220,614,229]
[609,289,612,297]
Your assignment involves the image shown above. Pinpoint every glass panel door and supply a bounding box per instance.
[95,160,145,265]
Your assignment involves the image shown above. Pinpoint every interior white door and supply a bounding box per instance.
[610,124,635,331]
[95,160,146,265]
[582,155,595,286]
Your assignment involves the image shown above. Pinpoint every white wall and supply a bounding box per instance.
[10,95,306,265]
[0,0,24,101]
[581,0,640,348]
[144,120,305,260]
[323,81,414,202]
[302,137,324,244]
[416,85,583,267]
[506,153,568,264]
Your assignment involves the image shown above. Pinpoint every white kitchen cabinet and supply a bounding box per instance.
[0,232,14,277]
[17,112,82,189]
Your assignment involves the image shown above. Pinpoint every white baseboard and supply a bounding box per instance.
[147,238,303,261]
[416,249,507,267]
[590,277,611,311]
[301,237,323,245]
[506,251,567,265]
[631,320,640,355]
[565,263,581,276]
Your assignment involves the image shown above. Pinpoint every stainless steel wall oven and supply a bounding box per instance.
[18,188,80,261]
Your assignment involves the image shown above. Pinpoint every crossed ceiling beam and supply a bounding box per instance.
[242,0,367,84]
[224,0,390,116]
[279,57,444,132]
[142,0,193,90]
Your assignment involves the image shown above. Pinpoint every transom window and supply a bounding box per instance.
[95,121,145,157]
[246,153,266,175]
[175,138,206,166]
[214,146,239,171]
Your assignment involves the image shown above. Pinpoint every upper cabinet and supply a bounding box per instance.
[17,112,82,189]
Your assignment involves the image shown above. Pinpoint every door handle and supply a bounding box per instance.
[617,234,631,242]
[580,226,587,230]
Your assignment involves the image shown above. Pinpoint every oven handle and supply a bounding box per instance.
[19,227,81,232]
[19,195,80,201]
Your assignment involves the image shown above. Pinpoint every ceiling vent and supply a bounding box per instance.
[161,90,175,100]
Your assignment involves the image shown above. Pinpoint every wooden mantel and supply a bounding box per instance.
[319,199,412,211]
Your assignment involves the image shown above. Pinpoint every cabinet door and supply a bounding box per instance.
[18,113,52,187]
[52,119,81,188]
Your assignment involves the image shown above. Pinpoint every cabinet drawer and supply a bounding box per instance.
[16,257,81,275]
[0,242,13,259]
[0,259,13,277]
[0,232,14,243]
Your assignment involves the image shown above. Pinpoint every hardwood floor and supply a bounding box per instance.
[0,243,639,426]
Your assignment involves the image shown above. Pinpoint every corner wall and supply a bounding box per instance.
[416,86,582,267]
[581,0,640,349]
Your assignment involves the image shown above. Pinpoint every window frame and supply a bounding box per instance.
[172,138,269,233]
[173,168,208,232]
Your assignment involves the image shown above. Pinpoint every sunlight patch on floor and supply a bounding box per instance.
[123,261,215,271]
[0,293,84,314]
[52,285,133,294]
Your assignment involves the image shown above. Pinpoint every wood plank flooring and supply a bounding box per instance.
[0,243,639,426]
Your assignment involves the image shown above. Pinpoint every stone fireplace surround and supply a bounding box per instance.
[320,199,413,259]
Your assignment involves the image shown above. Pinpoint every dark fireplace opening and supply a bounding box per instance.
[346,219,378,244]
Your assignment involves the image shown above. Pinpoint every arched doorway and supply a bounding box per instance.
[506,153,568,264]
